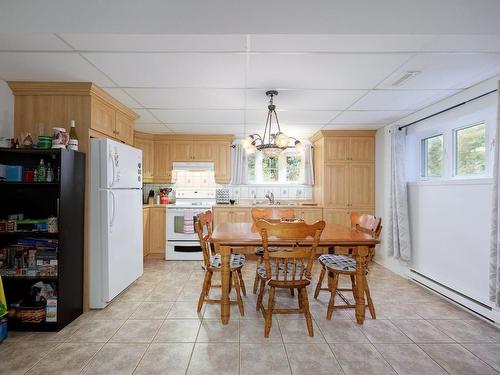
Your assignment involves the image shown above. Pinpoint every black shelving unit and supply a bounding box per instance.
[0,148,85,331]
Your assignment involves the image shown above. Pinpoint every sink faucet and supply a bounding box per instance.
[265,192,275,204]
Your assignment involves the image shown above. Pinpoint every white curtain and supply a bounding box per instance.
[303,144,314,185]
[490,82,500,307]
[388,126,412,262]
[230,144,247,185]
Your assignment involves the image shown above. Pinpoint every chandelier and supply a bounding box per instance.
[241,90,304,158]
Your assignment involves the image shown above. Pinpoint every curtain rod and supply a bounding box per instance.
[398,88,498,131]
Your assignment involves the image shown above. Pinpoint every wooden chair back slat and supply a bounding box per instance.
[350,212,382,239]
[195,211,214,269]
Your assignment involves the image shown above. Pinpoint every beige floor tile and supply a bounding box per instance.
[197,319,239,342]
[285,343,343,375]
[240,343,291,375]
[359,319,411,343]
[240,318,282,343]
[145,285,183,301]
[69,320,125,343]
[129,302,173,320]
[462,343,500,372]
[391,319,454,343]
[177,284,204,301]
[427,320,496,343]
[110,320,162,343]
[463,319,500,342]
[90,301,142,320]
[330,343,397,375]
[187,343,239,375]
[370,303,423,320]
[316,319,369,343]
[27,343,103,375]
[1,331,34,344]
[419,343,498,375]
[154,319,201,342]
[116,282,155,302]
[414,302,476,320]
[278,319,325,343]
[374,343,446,375]
[167,301,204,319]
[81,343,147,375]
[134,343,194,375]
[203,302,244,320]
[0,342,59,375]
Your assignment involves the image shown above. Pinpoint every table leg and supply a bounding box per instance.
[219,244,231,325]
[354,246,369,325]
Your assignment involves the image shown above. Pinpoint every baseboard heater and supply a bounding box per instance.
[409,269,499,323]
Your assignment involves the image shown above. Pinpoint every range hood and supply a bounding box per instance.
[172,162,214,171]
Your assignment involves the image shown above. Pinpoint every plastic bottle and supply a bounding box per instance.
[37,159,46,182]
[46,162,54,182]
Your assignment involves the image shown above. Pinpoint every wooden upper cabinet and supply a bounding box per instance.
[214,141,231,184]
[349,137,374,161]
[324,137,349,162]
[324,163,349,208]
[115,111,134,145]
[349,162,375,208]
[134,134,154,182]
[193,141,215,161]
[154,141,173,183]
[323,209,350,227]
[173,141,193,161]
[91,98,116,138]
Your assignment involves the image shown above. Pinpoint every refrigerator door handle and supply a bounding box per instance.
[109,151,116,187]
[109,190,117,231]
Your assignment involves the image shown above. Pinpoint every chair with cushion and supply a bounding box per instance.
[251,207,295,294]
[256,219,325,337]
[196,211,246,316]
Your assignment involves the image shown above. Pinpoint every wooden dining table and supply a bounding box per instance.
[211,222,380,325]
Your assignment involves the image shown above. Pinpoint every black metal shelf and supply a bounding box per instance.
[0,232,58,237]
[0,182,59,186]
[1,275,58,281]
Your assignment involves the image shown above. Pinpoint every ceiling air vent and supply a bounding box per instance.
[391,71,421,87]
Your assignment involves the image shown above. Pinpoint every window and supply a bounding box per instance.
[454,123,486,176]
[247,150,305,184]
[421,134,444,177]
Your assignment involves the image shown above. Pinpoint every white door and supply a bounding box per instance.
[101,188,143,302]
[99,138,142,189]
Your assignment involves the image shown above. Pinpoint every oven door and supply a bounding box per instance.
[167,208,209,241]
[166,241,203,261]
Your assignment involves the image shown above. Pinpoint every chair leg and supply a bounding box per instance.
[290,288,294,296]
[253,256,262,294]
[350,275,358,305]
[198,271,210,312]
[256,279,266,312]
[298,288,303,309]
[264,286,275,338]
[326,273,339,320]
[314,267,326,299]
[205,272,213,297]
[237,269,247,296]
[365,283,376,319]
[228,272,233,294]
[233,271,245,317]
[301,288,314,337]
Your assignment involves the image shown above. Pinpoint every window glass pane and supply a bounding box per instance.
[422,135,443,177]
[286,155,301,182]
[262,156,278,182]
[455,123,486,176]
[247,153,256,182]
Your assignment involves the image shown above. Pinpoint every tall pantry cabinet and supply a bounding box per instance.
[311,131,375,227]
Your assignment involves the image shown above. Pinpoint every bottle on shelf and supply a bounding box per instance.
[68,120,79,151]
[37,159,46,182]
[46,162,54,182]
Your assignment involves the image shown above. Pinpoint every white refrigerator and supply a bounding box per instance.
[89,138,143,309]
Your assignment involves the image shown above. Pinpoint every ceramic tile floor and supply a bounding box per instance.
[1,258,500,375]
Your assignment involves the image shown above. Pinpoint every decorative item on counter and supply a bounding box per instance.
[47,217,58,233]
[216,188,230,204]
[37,136,52,149]
[51,127,68,149]
[68,120,79,151]
[36,159,46,182]
[21,132,34,148]
[159,188,169,205]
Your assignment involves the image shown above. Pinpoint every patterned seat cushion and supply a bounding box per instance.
[209,253,245,269]
[254,246,289,255]
[257,262,306,281]
[319,254,357,273]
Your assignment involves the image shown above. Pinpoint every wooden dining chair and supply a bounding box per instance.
[256,219,326,337]
[251,207,295,294]
[195,211,246,316]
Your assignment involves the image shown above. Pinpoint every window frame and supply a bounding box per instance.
[452,121,488,178]
[420,133,445,179]
[246,148,306,185]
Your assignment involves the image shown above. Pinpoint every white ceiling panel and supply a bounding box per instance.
[250,34,435,53]
[125,88,245,109]
[0,34,71,51]
[351,89,460,111]
[247,53,411,89]
[0,52,114,86]
[134,123,172,133]
[83,52,246,88]
[377,53,500,90]
[151,109,244,124]
[102,87,142,108]
[423,35,500,52]
[245,89,366,110]
[168,124,245,134]
[323,123,386,130]
[60,34,247,52]
[331,110,411,124]
[134,109,161,124]
[246,109,338,124]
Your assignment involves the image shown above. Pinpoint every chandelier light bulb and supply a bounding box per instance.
[295,140,305,152]
[275,133,290,148]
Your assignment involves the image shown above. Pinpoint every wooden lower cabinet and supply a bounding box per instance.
[213,207,251,226]
[143,208,150,257]
[143,206,167,256]
[323,208,374,227]
[294,208,323,224]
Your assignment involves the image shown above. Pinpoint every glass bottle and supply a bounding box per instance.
[46,162,54,182]
[68,120,79,151]
[37,159,46,182]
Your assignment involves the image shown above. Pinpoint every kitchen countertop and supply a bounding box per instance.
[143,204,170,208]
[212,202,322,208]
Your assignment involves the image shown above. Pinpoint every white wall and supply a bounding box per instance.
[0,80,14,138]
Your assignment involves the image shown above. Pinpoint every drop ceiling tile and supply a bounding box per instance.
[247,53,411,89]
[102,87,142,108]
[377,53,500,90]
[60,34,247,52]
[0,34,71,51]
[83,52,246,88]
[323,123,386,130]
[246,89,366,110]
[0,52,114,86]
[125,88,245,109]
[246,109,339,124]
[134,123,172,134]
[331,110,410,124]
[422,35,500,52]
[350,89,460,111]
[134,109,161,124]
[151,109,244,124]
[167,124,245,134]
[250,34,435,52]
